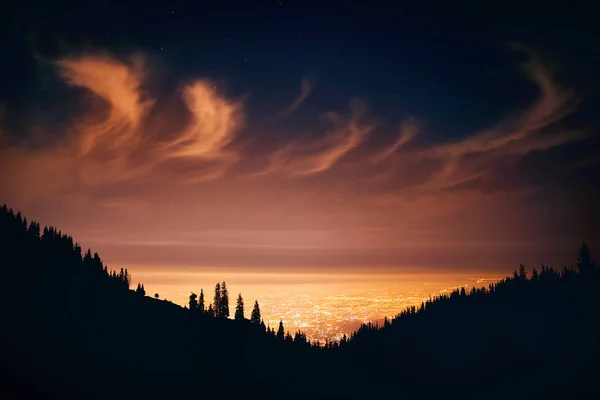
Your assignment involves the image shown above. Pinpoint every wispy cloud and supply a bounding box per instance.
[269,77,314,120]
[258,100,374,176]
[370,117,419,163]
[55,52,153,157]
[0,47,586,215]
[0,52,247,199]
[160,80,243,159]
[391,51,584,195]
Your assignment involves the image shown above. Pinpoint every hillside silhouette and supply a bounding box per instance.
[1,205,599,399]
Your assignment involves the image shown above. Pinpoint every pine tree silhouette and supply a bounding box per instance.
[213,283,221,318]
[198,289,205,313]
[135,283,146,296]
[277,320,285,340]
[189,292,198,311]
[235,293,244,321]
[250,300,261,324]
[220,281,229,319]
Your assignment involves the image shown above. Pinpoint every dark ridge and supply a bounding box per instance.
[1,204,599,399]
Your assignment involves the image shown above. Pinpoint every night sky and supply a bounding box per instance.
[1,1,599,274]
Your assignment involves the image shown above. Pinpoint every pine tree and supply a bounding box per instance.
[92,252,103,271]
[235,293,244,321]
[519,264,527,280]
[84,249,93,263]
[340,333,348,346]
[220,281,229,319]
[213,283,221,318]
[251,300,261,324]
[207,303,214,317]
[294,331,308,345]
[198,289,205,313]
[135,283,145,296]
[189,292,198,311]
[277,319,285,340]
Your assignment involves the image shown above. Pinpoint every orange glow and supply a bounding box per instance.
[132,269,501,342]
[0,47,590,325]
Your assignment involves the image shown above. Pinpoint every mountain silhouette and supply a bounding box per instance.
[1,204,599,399]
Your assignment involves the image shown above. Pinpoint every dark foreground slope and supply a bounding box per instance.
[0,206,349,399]
[342,260,600,399]
[1,205,599,399]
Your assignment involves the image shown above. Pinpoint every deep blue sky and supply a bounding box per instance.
[3,0,598,141]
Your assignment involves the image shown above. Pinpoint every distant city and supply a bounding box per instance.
[137,271,501,343]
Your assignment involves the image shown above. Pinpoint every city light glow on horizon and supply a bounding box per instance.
[131,267,502,343]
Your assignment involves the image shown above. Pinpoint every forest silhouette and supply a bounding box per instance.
[1,204,599,399]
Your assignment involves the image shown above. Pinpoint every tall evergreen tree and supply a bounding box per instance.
[84,249,93,263]
[220,281,230,318]
[198,289,205,313]
[213,283,221,318]
[235,293,244,321]
[277,319,285,340]
[250,300,261,324]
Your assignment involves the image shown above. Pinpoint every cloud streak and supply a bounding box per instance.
[55,53,152,157]
[0,48,586,202]
[370,117,419,163]
[388,52,584,195]
[259,100,374,176]
[0,52,247,198]
[269,78,314,119]
[161,80,243,159]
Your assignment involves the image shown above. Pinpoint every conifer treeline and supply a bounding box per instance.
[185,282,315,346]
[0,204,139,293]
[2,203,599,350]
[346,243,600,348]
[2,204,600,398]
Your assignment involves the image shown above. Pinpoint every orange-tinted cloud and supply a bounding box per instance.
[160,80,243,159]
[0,47,594,273]
[370,117,419,163]
[55,53,152,157]
[387,53,584,195]
[51,53,158,186]
[0,52,246,200]
[258,100,374,176]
